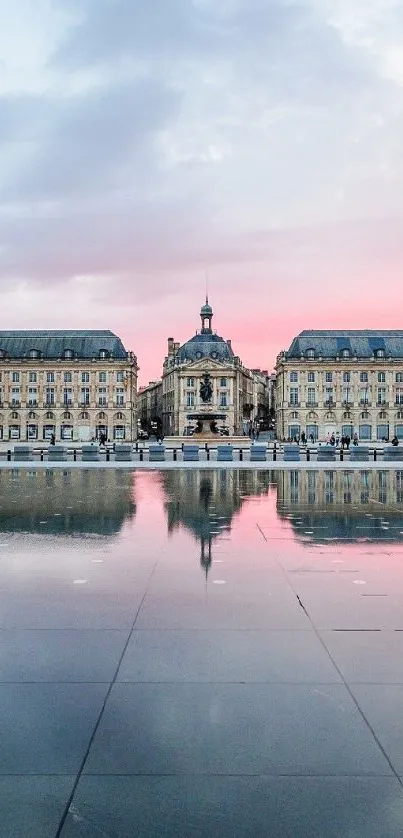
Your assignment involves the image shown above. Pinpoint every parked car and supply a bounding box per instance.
[137,428,149,440]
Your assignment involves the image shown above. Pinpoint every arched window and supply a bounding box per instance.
[45,411,55,420]
[63,411,72,420]
[99,349,109,359]
[306,348,315,359]
[290,411,299,419]
[11,411,19,419]
[116,412,124,420]
[98,411,107,420]
[28,349,40,359]
[79,411,89,420]
[361,411,369,419]
[341,348,350,358]
[63,349,74,359]
[375,348,385,358]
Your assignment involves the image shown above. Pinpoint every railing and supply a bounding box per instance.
[288,401,300,407]
[359,400,371,406]
[324,400,335,407]
[306,402,318,408]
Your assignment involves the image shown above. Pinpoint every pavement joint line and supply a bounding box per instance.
[54,554,161,838]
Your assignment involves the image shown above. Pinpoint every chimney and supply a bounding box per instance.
[227,340,232,349]
[167,337,174,355]
[174,342,180,352]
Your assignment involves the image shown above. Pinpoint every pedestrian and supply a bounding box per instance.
[392,435,399,446]
[353,432,358,446]
[301,432,306,445]
[341,435,345,449]
[50,432,55,446]
[346,435,351,449]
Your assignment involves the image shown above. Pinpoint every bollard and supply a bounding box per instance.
[340,449,343,461]
[273,445,277,462]
[374,448,377,461]
[306,448,310,462]
[40,450,44,462]
[135,442,138,453]
[173,448,177,461]
[140,449,143,462]
[106,448,110,462]
[73,449,77,462]
[206,447,210,461]
[7,449,11,461]
[239,448,243,461]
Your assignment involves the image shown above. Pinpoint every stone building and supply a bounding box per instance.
[275,330,403,442]
[154,299,268,436]
[0,330,138,443]
[138,380,163,435]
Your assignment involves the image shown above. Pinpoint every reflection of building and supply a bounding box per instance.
[0,331,138,442]
[275,468,403,541]
[162,469,272,574]
[140,300,270,436]
[0,469,136,535]
[275,330,403,442]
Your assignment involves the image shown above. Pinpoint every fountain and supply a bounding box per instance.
[187,371,227,438]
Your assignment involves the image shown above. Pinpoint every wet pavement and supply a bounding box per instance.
[1,467,403,836]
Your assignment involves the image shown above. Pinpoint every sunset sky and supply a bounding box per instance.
[1,0,403,384]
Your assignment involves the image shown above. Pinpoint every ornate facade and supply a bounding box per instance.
[275,330,403,442]
[0,330,138,442]
[141,300,269,437]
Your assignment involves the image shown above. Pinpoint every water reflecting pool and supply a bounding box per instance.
[2,468,403,837]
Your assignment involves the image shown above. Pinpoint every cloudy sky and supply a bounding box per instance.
[1,0,403,383]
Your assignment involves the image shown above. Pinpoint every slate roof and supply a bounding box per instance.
[0,330,127,359]
[286,330,403,360]
[176,332,235,363]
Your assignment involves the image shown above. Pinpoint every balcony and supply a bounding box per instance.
[79,402,90,408]
[43,402,55,408]
[11,401,21,408]
[98,401,108,408]
[376,401,388,407]
[288,401,300,408]
[359,400,371,406]
[324,400,335,407]
[342,401,353,408]
[114,401,126,408]
[306,401,318,408]
[28,400,38,407]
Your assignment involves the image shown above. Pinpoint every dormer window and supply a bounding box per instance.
[341,348,350,358]
[0,350,4,359]
[28,349,40,359]
[99,349,109,359]
[63,349,74,359]
[375,348,385,358]
[306,348,315,359]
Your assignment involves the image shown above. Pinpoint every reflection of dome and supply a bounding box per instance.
[177,299,235,363]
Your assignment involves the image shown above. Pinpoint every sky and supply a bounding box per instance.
[1,0,403,385]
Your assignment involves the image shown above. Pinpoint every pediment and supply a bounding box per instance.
[178,358,233,373]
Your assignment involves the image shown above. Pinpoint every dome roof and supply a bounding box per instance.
[177,332,234,363]
[200,301,213,316]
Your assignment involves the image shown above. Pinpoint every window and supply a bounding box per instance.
[341,348,350,358]
[46,372,54,383]
[116,372,124,383]
[396,373,403,383]
[11,387,20,405]
[325,372,332,382]
[396,389,403,406]
[99,371,107,383]
[359,424,372,440]
[63,349,74,359]
[98,387,107,406]
[360,372,368,382]
[307,387,316,405]
[377,388,386,405]
[81,372,89,383]
[378,372,386,383]
[11,372,20,383]
[186,377,195,388]
[325,387,334,404]
[29,372,37,383]
[28,349,40,359]
[306,348,315,359]
[45,387,55,405]
[64,372,72,383]
[307,372,315,382]
[375,348,385,358]
[219,392,227,407]
[28,388,37,406]
[81,387,90,405]
[63,388,72,405]
[289,387,299,405]
[342,387,351,404]
[343,372,350,383]
[99,349,109,359]
[360,388,369,404]
[290,372,298,382]
[186,392,195,408]
[220,377,227,388]
[115,387,124,406]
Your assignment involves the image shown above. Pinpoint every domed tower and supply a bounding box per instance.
[200,298,213,334]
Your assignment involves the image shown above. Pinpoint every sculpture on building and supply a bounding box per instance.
[199,372,213,403]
